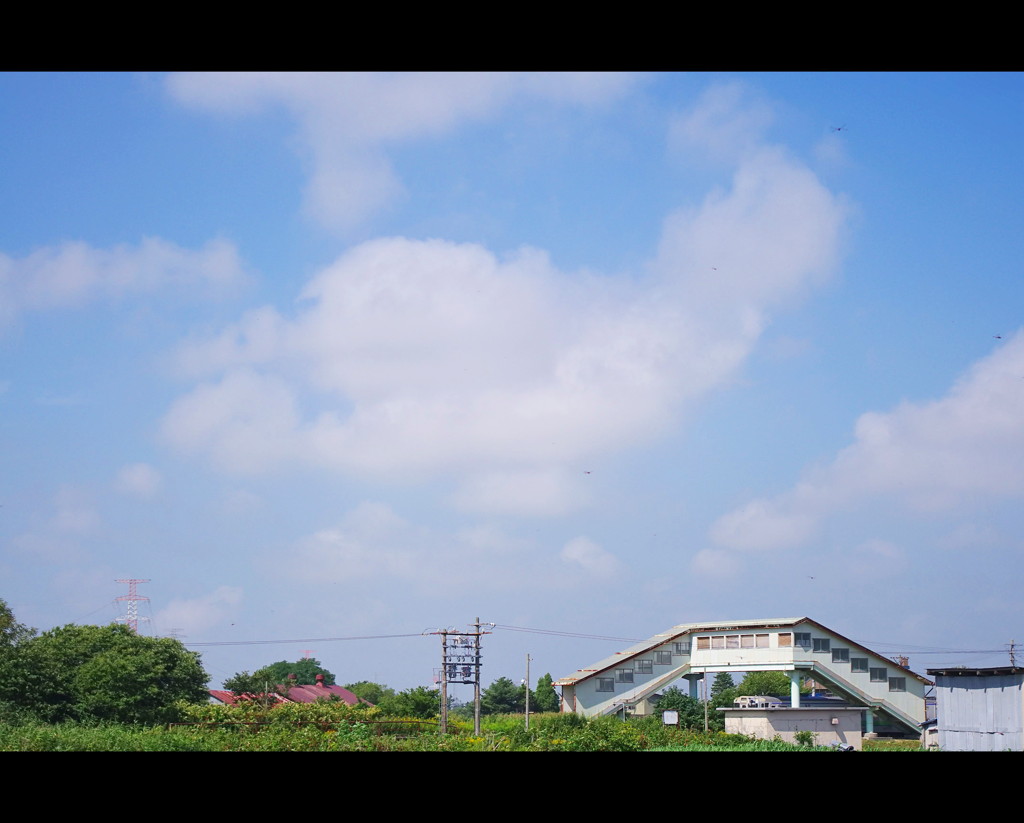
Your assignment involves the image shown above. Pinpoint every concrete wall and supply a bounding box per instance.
[722,707,865,749]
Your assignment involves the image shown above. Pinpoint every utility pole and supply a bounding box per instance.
[426,618,493,735]
[1009,640,1018,667]
[524,653,531,731]
[473,617,484,736]
[440,633,449,733]
[703,675,708,732]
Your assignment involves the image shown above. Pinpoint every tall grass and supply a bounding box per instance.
[0,707,907,751]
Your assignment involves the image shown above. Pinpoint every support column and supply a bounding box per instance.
[688,674,700,699]
[789,671,801,708]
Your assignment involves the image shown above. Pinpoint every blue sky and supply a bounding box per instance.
[2,72,1023,695]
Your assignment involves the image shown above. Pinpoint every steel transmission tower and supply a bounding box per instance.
[115,578,151,634]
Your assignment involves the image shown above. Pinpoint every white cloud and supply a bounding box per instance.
[691,547,742,578]
[154,586,243,638]
[0,237,248,330]
[842,539,907,577]
[282,501,538,589]
[710,497,819,552]
[160,87,849,516]
[450,468,590,517]
[710,331,1024,552]
[51,486,100,535]
[166,72,638,231]
[9,486,99,563]
[560,536,620,578]
[114,463,162,498]
[271,501,618,594]
[669,81,775,164]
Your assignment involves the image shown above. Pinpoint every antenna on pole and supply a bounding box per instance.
[115,578,151,634]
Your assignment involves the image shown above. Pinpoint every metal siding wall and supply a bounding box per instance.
[937,674,1024,751]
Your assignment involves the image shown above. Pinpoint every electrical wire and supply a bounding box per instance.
[187,633,424,647]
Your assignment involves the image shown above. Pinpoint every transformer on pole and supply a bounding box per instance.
[427,617,493,734]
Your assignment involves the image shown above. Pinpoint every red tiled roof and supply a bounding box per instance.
[209,675,374,708]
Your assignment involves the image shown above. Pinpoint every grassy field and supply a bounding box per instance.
[0,704,930,751]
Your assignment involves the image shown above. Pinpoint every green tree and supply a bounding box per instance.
[0,598,34,648]
[0,623,209,724]
[376,685,443,719]
[343,680,395,706]
[710,671,734,699]
[0,599,37,722]
[481,676,522,715]
[532,673,560,713]
[249,658,336,686]
[708,672,738,717]
[654,686,706,729]
[222,670,281,706]
[737,670,797,696]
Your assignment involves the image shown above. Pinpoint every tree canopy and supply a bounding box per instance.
[710,672,735,698]
[343,680,396,706]
[532,673,560,713]
[654,686,707,729]
[736,670,802,696]
[0,621,209,724]
[261,658,336,686]
[375,685,443,719]
[481,676,522,715]
[0,598,34,648]
[223,658,336,696]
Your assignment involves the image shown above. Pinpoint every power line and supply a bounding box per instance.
[493,624,642,642]
[186,633,424,647]
[182,623,1013,662]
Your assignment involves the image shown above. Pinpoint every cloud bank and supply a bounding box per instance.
[166,72,639,232]
[709,330,1024,554]
[0,237,247,331]
[160,85,850,516]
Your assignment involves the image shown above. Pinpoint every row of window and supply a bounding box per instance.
[593,631,908,695]
[696,634,771,650]
[803,638,905,691]
[597,672,905,694]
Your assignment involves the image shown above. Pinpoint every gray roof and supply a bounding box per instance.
[555,616,931,686]
[554,617,807,686]
[927,666,1024,677]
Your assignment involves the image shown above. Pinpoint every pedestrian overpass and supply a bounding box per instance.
[554,617,930,736]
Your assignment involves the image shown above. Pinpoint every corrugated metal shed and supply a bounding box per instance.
[927,666,1024,751]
